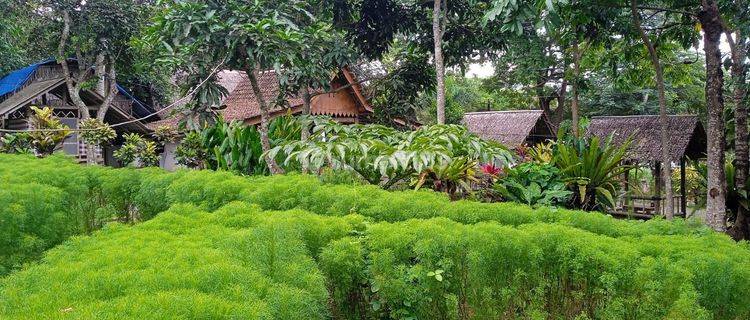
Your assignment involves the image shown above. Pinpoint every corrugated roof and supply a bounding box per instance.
[463,110,552,146]
[586,115,707,162]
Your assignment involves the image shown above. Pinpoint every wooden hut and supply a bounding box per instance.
[587,115,707,218]
[149,67,372,130]
[462,110,556,147]
[0,59,156,163]
[149,67,377,170]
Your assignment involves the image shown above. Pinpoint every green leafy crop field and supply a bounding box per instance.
[1,154,749,319]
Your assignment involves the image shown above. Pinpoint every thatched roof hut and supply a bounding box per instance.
[587,115,706,162]
[462,110,556,146]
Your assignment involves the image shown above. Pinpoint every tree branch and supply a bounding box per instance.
[97,59,118,121]
[57,10,89,117]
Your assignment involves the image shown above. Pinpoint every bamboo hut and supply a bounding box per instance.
[587,115,707,218]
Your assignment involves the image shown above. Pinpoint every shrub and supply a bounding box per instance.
[0,204,336,319]
[1,155,749,319]
[0,183,75,275]
[495,162,572,206]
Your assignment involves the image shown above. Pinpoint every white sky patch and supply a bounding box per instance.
[466,62,495,78]
[460,34,734,80]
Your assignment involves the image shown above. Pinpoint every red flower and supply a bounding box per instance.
[480,163,502,177]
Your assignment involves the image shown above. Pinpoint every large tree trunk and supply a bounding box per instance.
[247,68,283,174]
[630,0,674,219]
[699,0,727,231]
[95,60,118,122]
[727,29,749,239]
[58,10,97,164]
[95,53,106,96]
[571,39,581,138]
[433,0,446,124]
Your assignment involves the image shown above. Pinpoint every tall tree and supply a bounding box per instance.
[51,0,143,164]
[698,0,727,231]
[722,0,750,239]
[433,0,446,124]
[629,0,676,219]
[152,0,349,174]
[341,0,507,125]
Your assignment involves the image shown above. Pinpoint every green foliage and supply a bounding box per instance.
[175,115,300,173]
[27,106,72,157]
[413,156,478,199]
[78,118,116,147]
[3,155,750,320]
[151,125,178,146]
[113,133,158,167]
[0,204,332,319]
[554,135,631,211]
[150,0,353,126]
[496,162,572,206]
[270,119,513,193]
[691,158,750,218]
[0,133,33,154]
[174,131,207,169]
[201,121,266,174]
[419,74,526,125]
[0,183,73,276]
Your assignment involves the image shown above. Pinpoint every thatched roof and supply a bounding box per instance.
[463,110,555,146]
[587,115,706,162]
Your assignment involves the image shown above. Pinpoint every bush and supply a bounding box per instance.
[1,154,749,319]
[0,154,710,278]
[495,162,572,207]
[0,183,75,275]
[0,204,335,319]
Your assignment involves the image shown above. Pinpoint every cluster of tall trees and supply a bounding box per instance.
[0,0,748,237]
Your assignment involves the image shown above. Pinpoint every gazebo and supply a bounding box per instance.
[587,115,707,218]
[462,110,556,147]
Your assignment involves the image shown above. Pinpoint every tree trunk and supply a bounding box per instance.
[58,10,97,164]
[699,1,727,231]
[300,87,312,173]
[247,68,283,174]
[301,86,312,142]
[95,53,106,96]
[727,29,749,239]
[571,39,581,138]
[433,0,446,124]
[96,61,118,122]
[630,0,674,219]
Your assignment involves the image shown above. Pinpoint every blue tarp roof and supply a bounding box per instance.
[0,59,154,118]
[0,59,55,98]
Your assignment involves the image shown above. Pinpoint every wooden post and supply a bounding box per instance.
[680,156,687,216]
[654,161,662,215]
[623,166,630,210]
